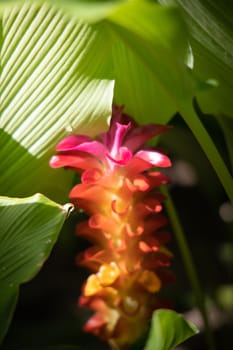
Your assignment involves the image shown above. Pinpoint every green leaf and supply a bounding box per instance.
[0,2,114,201]
[45,0,193,124]
[0,194,70,342]
[44,0,121,23]
[107,1,195,121]
[144,309,199,350]
[159,0,233,116]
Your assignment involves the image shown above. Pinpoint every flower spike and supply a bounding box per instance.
[50,106,173,349]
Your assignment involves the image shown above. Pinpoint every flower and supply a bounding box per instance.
[50,106,173,349]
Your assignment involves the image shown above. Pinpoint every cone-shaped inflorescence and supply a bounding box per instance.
[50,106,174,349]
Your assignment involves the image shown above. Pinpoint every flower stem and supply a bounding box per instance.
[161,185,216,350]
[180,102,233,203]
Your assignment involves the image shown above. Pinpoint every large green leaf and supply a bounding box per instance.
[159,0,233,116]
[43,0,193,124]
[182,0,233,116]
[0,2,114,201]
[144,309,199,350]
[24,0,193,123]
[0,194,71,342]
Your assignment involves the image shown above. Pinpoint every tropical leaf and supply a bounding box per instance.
[0,2,114,201]
[41,0,193,124]
[159,0,233,116]
[0,194,70,342]
[144,309,199,350]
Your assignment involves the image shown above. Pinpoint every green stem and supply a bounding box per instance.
[180,102,233,203]
[161,185,216,350]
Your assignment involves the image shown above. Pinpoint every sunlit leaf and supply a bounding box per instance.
[144,309,199,350]
[44,0,193,124]
[0,194,70,342]
[0,2,114,201]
